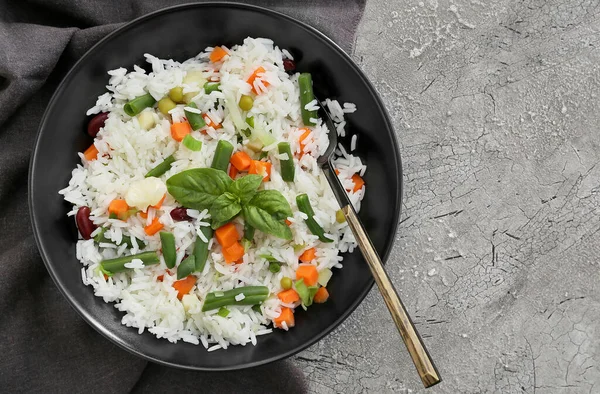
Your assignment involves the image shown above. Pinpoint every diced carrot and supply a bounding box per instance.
[103,273,109,281]
[278,289,300,304]
[274,307,295,329]
[285,219,292,226]
[230,151,253,171]
[151,194,166,209]
[299,247,316,263]
[144,217,164,236]
[172,275,196,300]
[296,264,319,286]
[299,128,311,153]
[351,174,365,192]
[138,211,148,219]
[215,222,239,248]
[108,199,129,217]
[171,121,192,142]
[157,274,164,282]
[228,164,239,179]
[248,160,272,181]
[314,287,329,303]
[335,169,340,175]
[235,257,243,264]
[222,241,245,263]
[209,46,228,63]
[246,66,270,94]
[84,144,99,161]
[203,114,222,129]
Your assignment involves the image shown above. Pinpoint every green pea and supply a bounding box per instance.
[158,97,176,115]
[169,87,184,103]
[238,95,254,111]
[336,209,346,223]
[280,277,292,290]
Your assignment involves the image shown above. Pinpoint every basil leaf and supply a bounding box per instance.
[209,192,241,229]
[248,190,293,220]
[177,255,196,279]
[295,279,319,310]
[228,174,263,205]
[242,190,293,239]
[166,168,232,210]
[242,204,292,240]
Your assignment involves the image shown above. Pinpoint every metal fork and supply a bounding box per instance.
[316,99,441,388]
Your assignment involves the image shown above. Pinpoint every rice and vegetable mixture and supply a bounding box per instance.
[60,37,366,350]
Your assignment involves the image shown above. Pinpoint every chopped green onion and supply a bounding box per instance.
[269,262,281,273]
[217,307,230,317]
[259,254,279,262]
[182,134,202,151]
[252,304,262,313]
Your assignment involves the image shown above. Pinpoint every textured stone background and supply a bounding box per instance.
[291,0,600,392]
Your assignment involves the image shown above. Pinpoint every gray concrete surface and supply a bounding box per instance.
[291,0,600,392]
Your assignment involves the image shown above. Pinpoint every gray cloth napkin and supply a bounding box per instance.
[0,1,365,393]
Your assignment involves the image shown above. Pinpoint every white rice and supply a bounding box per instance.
[60,37,366,349]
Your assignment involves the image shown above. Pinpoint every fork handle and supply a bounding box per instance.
[341,204,441,388]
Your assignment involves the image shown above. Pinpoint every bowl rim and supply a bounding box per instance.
[28,1,403,371]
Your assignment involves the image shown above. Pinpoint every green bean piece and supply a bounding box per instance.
[277,142,295,182]
[259,151,268,160]
[145,155,175,178]
[298,73,317,126]
[94,227,145,249]
[160,232,176,269]
[204,82,221,94]
[238,95,254,111]
[169,87,184,103]
[269,262,281,273]
[100,251,160,274]
[158,97,177,115]
[177,255,196,280]
[201,286,269,311]
[184,102,206,130]
[296,194,334,243]
[243,222,255,241]
[252,304,262,313]
[124,93,157,117]
[217,307,230,317]
[194,226,213,272]
[211,140,234,172]
[280,277,293,290]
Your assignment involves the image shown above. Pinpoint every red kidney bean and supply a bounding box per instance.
[76,206,97,240]
[283,59,296,73]
[87,112,109,138]
[170,207,192,222]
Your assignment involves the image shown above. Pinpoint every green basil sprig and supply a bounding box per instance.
[167,169,293,239]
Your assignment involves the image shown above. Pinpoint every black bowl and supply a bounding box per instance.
[29,3,402,370]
